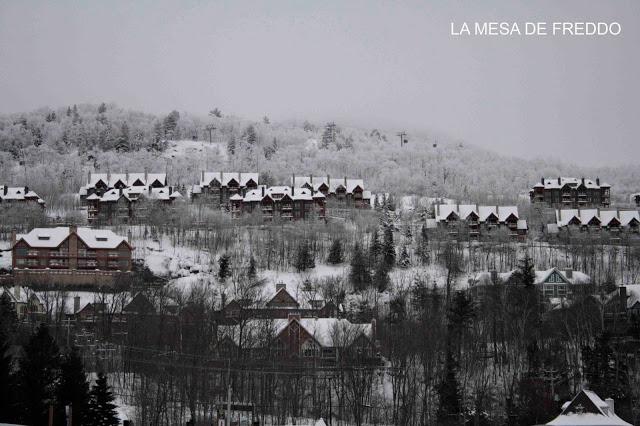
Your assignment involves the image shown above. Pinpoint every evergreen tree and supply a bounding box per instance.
[245,125,257,145]
[321,122,336,149]
[436,350,462,425]
[218,254,231,282]
[115,122,130,152]
[56,347,90,426]
[416,224,430,265]
[163,110,180,136]
[209,108,222,118]
[227,134,236,156]
[327,239,344,264]
[247,256,257,279]
[0,292,17,339]
[97,103,107,114]
[263,115,270,124]
[86,372,119,426]
[582,332,630,403]
[398,245,411,268]
[16,324,61,426]
[295,242,315,272]
[66,106,72,117]
[382,226,396,269]
[513,253,536,287]
[350,243,371,291]
[72,104,81,124]
[0,329,16,422]
[373,261,390,292]
[368,229,382,264]
[447,291,476,333]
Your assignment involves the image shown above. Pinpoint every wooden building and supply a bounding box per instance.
[0,185,45,207]
[291,175,371,209]
[431,204,527,239]
[553,209,640,234]
[229,185,326,221]
[191,171,259,208]
[79,172,167,204]
[529,177,610,208]
[546,389,630,426]
[11,225,133,286]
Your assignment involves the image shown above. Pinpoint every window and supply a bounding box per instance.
[16,248,27,256]
[16,258,25,266]
[108,252,118,257]
[302,340,320,358]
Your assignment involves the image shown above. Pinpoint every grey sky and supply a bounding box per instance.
[1,0,638,166]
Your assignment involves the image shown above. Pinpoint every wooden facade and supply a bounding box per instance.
[530,177,611,208]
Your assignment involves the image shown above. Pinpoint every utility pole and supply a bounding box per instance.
[206,125,217,143]
[397,131,407,147]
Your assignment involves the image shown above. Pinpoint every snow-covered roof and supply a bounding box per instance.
[534,177,610,190]
[435,204,519,223]
[555,209,640,227]
[1,286,42,305]
[200,172,259,187]
[618,285,640,310]
[292,176,365,194]
[93,186,181,203]
[234,186,323,203]
[547,389,630,425]
[464,267,590,288]
[0,185,44,204]
[87,172,166,188]
[273,318,372,347]
[16,227,130,249]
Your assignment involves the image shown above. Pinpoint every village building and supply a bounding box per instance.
[229,185,326,221]
[546,389,631,426]
[216,314,376,365]
[529,177,611,208]
[11,225,133,286]
[465,267,592,306]
[79,172,168,204]
[291,175,371,209]
[0,285,45,319]
[190,171,259,208]
[0,185,45,207]
[86,185,183,224]
[552,209,640,234]
[430,204,527,239]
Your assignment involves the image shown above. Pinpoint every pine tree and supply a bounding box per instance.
[0,292,17,339]
[295,242,315,272]
[416,224,430,265]
[16,324,61,426]
[227,134,236,156]
[0,329,16,422]
[115,122,130,152]
[263,115,270,124]
[218,254,231,282]
[86,372,119,426]
[56,347,90,426]
[382,226,396,269]
[97,103,107,114]
[245,125,257,145]
[447,291,475,333]
[163,110,180,136]
[398,245,411,268]
[368,229,382,264]
[436,350,462,425]
[72,104,81,124]
[247,256,257,279]
[66,106,72,117]
[582,332,630,403]
[327,239,344,264]
[513,253,536,287]
[373,261,390,292]
[350,243,371,291]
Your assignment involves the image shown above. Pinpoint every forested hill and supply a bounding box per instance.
[0,103,638,206]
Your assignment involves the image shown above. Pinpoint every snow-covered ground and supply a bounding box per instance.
[163,139,228,161]
[399,195,455,212]
[0,241,11,270]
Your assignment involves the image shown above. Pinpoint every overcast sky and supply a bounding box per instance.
[1,0,638,166]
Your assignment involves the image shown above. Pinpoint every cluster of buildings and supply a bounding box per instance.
[427,204,528,240]
[0,185,45,207]
[550,208,640,234]
[529,177,611,208]
[10,225,133,286]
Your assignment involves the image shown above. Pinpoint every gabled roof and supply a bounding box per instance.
[556,209,640,228]
[0,185,44,204]
[273,318,372,347]
[535,177,610,190]
[87,172,166,188]
[546,389,630,425]
[200,172,259,187]
[291,176,366,194]
[435,204,519,223]
[16,227,131,250]
[266,287,300,308]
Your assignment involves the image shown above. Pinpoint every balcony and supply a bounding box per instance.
[49,251,69,258]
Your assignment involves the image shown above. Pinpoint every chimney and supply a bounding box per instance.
[620,286,628,312]
[261,186,265,197]
[24,186,29,194]
[581,177,585,185]
[127,229,132,243]
[126,171,129,184]
[119,187,123,196]
[70,224,77,234]
[169,186,173,195]
[201,170,205,183]
[14,285,20,300]
[88,171,91,185]
[564,268,573,280]
[557,177,561,185]
[371,318,377,340]
[287,312,301,322]
[220,171,223,185]
[344,176,347,188]
[276,283,286,292]
[541,177,544,185]
[3,186,7,196]
[11,230,16,246]
[605,398,615,415]
[596,177,600,186]
[144,170,148,184]
[74,296,80,314]
[490,270,498,283]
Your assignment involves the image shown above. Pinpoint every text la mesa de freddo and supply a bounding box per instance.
[450,22,621,36]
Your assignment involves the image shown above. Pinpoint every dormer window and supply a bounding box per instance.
[37,235,50,241]
[96,237,108,242]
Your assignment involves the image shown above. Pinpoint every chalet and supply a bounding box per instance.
[554,209,640,234]
[0,285,44,318]
[291,175,372,209]
[546,389,630,426]
[191,171,259,208]
[216,315,376,364]
[11,225,133,286]
[229,185,326,221]
[433,204,527,239]
[0,185,45,207]
[530,177,610,208]
[79,172,167,203]
[86,185,183,223]
[466,267,592,305]
[219,283,337,323]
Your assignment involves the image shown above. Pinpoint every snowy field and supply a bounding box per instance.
[163,139,228,161]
